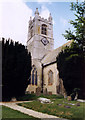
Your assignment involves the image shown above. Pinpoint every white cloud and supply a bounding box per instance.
[40,6,50,19]
[40,6,54,24]
[37,0,52,5]
[60,17,68,27]
[37,0,50,2]
[0,0,33,45]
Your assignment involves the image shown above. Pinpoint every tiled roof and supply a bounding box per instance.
[41,40,72,65]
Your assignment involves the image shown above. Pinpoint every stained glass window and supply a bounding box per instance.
[35,71,37,85]
[32,70,34,85]
[31,66,37,86]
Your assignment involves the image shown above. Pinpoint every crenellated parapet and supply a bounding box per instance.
[29,8,53,27]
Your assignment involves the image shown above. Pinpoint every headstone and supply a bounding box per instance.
[36,87,41,96]
[76,102,80,106]
[67,96,72,101]
[64,105,71,108]
[64,93,67,99]
[74,93,78,100]
[11,97,17,102]
[57,104,62,106]
[48,91,52,95]
[43,88,48,95]
[31,91,34,94]
[38,97,51,104]
[25,91,30,94]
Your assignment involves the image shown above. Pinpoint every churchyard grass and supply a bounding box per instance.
[17,93,63,101]
[2,105,40,119]
[18,95,85,120]
[17,93,38,101]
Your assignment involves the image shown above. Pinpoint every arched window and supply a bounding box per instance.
[35,71,37,85]
[32,69,34,85]
[48,70,53,85]
[41,24,47,35]
[31,66,37,86]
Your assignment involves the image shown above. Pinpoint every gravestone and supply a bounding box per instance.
[11,97,17,102]
[38,97,51,104]
[64,92,67,99]
[76,102,80,106]
[43,88,48,95]
[67,96,72,101]
[64,105,71,108]
[36,87,41,96]
[31,91,34,94]
[48,91,52,95]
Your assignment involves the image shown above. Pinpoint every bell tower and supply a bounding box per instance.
[26,8,54,93]
[27,8,54,64]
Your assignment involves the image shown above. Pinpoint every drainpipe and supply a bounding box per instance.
[41,64,44,93]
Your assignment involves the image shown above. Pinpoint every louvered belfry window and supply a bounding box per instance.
[41,24,47,35]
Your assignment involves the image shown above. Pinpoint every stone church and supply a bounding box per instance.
[26,8,71,95]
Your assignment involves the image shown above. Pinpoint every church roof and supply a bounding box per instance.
[41,40,72,65]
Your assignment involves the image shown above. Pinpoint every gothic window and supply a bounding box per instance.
[35,71,37,85]
[48,70,53,85]
[31,66,37,85]
[41,24,47,35]
[32,70,34,85]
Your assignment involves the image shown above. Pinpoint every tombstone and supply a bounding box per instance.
[64,92,67,99]
[64,105,71,108]
[43,88,48,95]
[31,91,34,94]
[48,91,52,95]
[11,97,17,102]
[38,97,51,104]
[36,87,41,96]
[67,96,72,101]
[25,91,30,94]
[57,104,62,106]
[76,102,80,106]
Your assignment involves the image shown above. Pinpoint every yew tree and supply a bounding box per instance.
[57,2,85,98]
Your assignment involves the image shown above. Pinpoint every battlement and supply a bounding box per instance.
[29,8,53,26]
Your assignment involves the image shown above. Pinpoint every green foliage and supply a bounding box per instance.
[57,42,84,97]
[17,94,38,101]
[63,2,85,48]
[2,38,31,101]
[17,93,63,101]
[57,2,85,98]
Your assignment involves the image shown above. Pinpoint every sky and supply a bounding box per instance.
[0,0,84,48]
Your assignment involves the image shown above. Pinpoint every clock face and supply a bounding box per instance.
[41,37,49,46]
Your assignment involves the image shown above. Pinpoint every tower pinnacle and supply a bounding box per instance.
[35,8,39,15]
[48,13,52,22]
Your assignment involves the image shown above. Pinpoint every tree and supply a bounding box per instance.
[63,2,85,49]
[2,38,31,101]
[57,2,85,98]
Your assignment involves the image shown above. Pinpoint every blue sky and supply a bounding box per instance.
[0,0,83,48]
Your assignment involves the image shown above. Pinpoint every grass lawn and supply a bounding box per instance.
[18,94,85,120]
[2,105,40,120]
[17,93,63,101]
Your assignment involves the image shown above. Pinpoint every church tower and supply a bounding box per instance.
[27,8,54,64]
[26,8,54,93]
